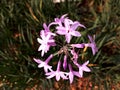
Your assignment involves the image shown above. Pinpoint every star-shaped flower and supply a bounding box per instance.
[75,60,91,77]
[37,30,56,56]
[84,35,98,55]
[66,64,81,83]
[46,60,68,81]
[56,19,85,43]
[33,54,53,73]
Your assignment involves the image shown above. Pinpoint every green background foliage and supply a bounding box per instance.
[0,0,120,89]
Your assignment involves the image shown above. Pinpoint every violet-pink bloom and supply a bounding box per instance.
[63,55,67,70]
[85,35,98,55]
[75,61,91,77]
[33,54,53,73]
[41,23,56,47]
[66,64,81,83]
[46,60,68,81]
[56,19,84,43]
[37,30,56,56]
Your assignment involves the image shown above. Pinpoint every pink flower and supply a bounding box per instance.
[85,35,98,55]
[34,14,94,84]
[75,61,91,77]
[37,30,56,56]
[66,64,81,83]
[33,54,53,73]
[46,60,68,81]
[56,19,85,43]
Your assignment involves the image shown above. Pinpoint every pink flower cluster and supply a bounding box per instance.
[34,14,98,83]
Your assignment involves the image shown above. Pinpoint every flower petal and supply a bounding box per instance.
[37,38,42,44]
[71,31,81,37]
[60,72,68,79]
[33,58,42,64]
[65,34,71,43]
[69,72,74,83]
[83,61,89,66]
[73,71,81,77]
[56,73,60,81]
[79,68,83,77]
[63,55,67,70]
[38,63,44,68]
[71,21,85,31]
[46,74,55,79]
[71,44,84,48]
[83,66,91,72]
